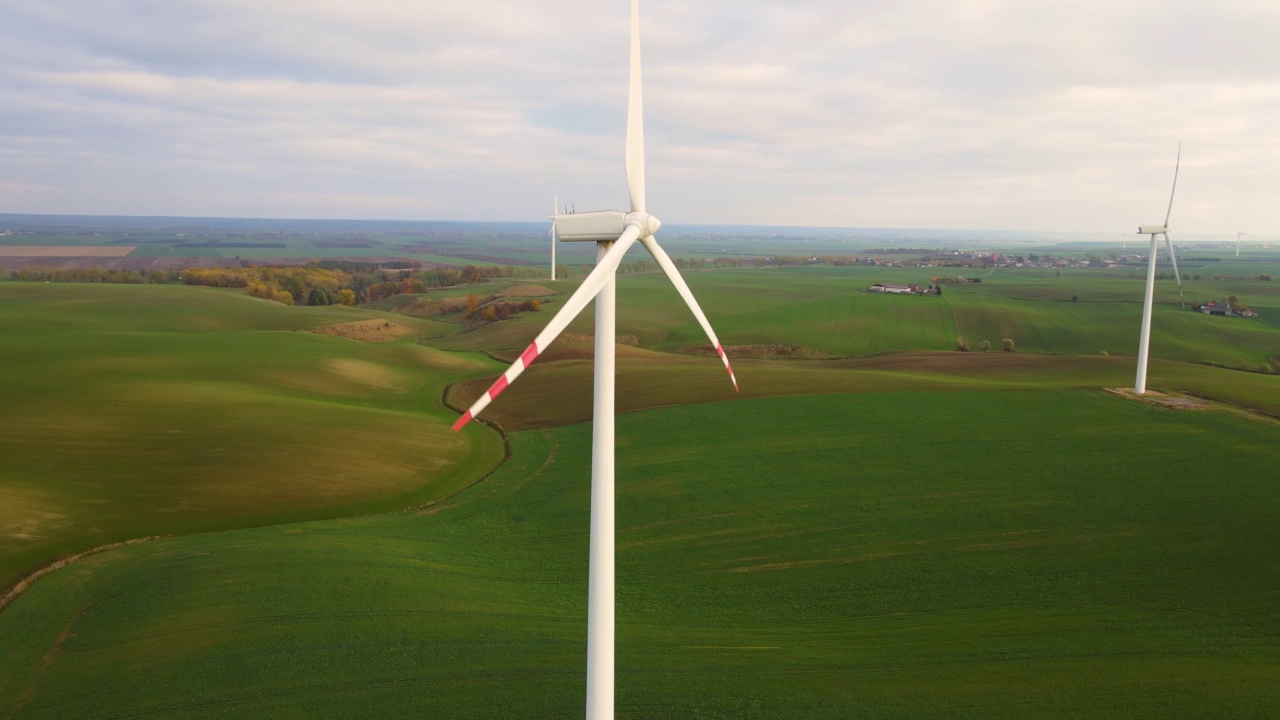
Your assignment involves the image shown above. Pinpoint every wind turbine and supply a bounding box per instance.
[550,193,558,281]
[1236,232,1246,257]
[1133,143,1183,394]
[451,2,738,717]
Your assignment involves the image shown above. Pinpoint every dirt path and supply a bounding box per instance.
[1106,387,1280,426]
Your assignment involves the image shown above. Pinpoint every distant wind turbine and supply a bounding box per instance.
[550,193,558,281]
[1237,232,1246,257]
[1133,143,1183,394]
[452,2,738,717]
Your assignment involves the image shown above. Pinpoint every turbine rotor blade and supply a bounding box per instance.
[625,0,646,213]
[639,236,738,392]
[1164,233,1185,307]
[452,225,643,430]
[1164,142,1180,228]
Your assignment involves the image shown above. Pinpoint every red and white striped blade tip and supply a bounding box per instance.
[715,343,739,392]
[451,342,542,431]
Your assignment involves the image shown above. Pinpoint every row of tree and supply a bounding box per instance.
[956,337,1015,352]
[7,267,182,284]
[8,261,558,307]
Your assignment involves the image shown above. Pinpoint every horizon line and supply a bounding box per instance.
[0,212,1268,241]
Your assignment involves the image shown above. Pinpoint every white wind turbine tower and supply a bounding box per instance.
[1236,232,1246,257]
[550,193,558,281]
[452,2,738,717]
[1133,143,1184,394]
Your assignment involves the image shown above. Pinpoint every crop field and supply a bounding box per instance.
[0,222,598,267]
[2,392,1277,718]
[0,284,501,592]
[0,246,136,257]
[2,242,1279,718]
[424,266,1280,371]
[448,348,1280,431]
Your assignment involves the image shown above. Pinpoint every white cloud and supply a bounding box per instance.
[0,0,1276,232]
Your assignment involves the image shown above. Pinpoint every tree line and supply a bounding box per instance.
[7,262,557,306]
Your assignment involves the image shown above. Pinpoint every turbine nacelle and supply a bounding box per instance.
[553,210,661,242]
[1138,225,1169,235]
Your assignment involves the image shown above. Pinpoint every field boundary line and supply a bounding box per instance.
[413,380,515,514]
[1,381,513,617]
[942,293,962,340]
[1106,387,1280,426]
[1180,391,1280,425]
[0,536,168,615]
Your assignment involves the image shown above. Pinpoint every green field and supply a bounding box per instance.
[2,256,1280,718]
[2,392,1277,717]
[426,267,1280,372]
[0,284,501,593]
[446,347,1280,431]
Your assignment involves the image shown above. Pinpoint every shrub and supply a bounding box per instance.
[1001,338,1015,352]
[980,340,991,352]
[955,337,970,352]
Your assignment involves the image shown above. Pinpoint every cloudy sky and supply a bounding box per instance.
[2,0,1277,233]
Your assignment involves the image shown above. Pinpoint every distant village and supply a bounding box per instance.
[846,249,1081,270]
[866,280,1260,319]
[848,249,1231,272]
[859,250,1261,319]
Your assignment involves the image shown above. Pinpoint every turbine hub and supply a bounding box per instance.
[626,211,661,238]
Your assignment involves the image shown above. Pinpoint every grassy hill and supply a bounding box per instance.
[3,392,1277,717]
[3,265,1279,718]
[0,283,502,593]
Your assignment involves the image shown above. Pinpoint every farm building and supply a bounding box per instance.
[867,283,921,294]
[1197,301,1258,318]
